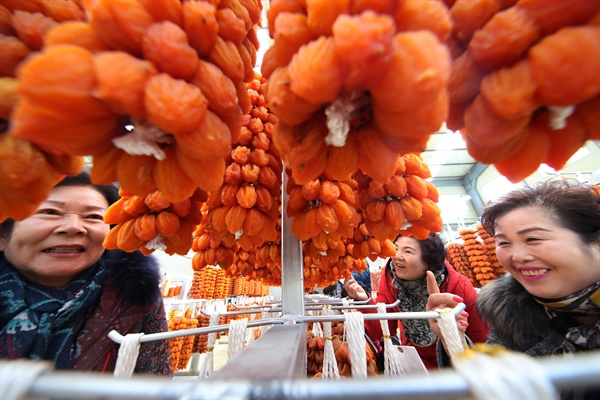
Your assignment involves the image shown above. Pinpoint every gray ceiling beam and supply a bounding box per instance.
[430,179,464,187]
[462,163,488,216]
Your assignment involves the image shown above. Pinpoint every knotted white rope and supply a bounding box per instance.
[377,303,405,377]
[312,320,323,338]
[246,312,257,346]
[436,308,465,363]
[198,312,220,380]
[344,311,367,379]
[114,332,144,378]
[321,306,340,380]
[260,309,272,335]
[227,318,248,361]
[453,345,559,399]
[0,359,53,400]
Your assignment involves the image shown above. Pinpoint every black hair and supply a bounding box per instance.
[481,179,600,247]
[0,171,119,238]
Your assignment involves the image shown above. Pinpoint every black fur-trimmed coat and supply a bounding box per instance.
[71,250,172,375]
[476,273,565,356]
[476,274,599,400]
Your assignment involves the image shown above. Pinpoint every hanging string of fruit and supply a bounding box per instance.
[3,0,263,222]
[446,242,477,287]
[355,153,443,242]
[459,228,496,287]
[446,0,600,182]
[191,75,284,287]
[475,223,506,277]
[264,0,453,187]
[102,187,205,256]
[0,0,87,222]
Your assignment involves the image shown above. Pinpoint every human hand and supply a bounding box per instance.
[343,275,368,301]
[425,271,469,340]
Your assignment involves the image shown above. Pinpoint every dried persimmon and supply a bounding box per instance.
[517,0,600,35]
[463,95,529,149]
[142,21,198,81]
[271,12,313,67]
[305,0,350,38]
[356,124,399,183]
[44,21,109,52]
[480,59,540,119]
[449,0,501,45]
[138,0,183,27]
[144,73,208,135]
[93,51,157,118]
[469,7,540,70]
[370,31,450,112]
[182,0,218,57]
[175,110,232,160]
[265,66,320,125]
[84,0,153,57]
[332,11,395,91]
[18,44,112,118]
[40,0,85,22]
[529,26,600,106]
[11,10,57,50]
[0,34,31,77]
[394,0,453,43]
[494,119,551,183]
[190,59,238,117]
[207,36,244,82]
[288,36,342,104]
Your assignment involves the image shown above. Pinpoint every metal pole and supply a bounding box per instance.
[280,166,305,318]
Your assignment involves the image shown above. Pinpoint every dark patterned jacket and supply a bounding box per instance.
[472,274,599,399]
[71,250,172,375]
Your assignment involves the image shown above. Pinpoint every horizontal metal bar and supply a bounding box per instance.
[107,317,284,344]
[301,303,466,324]
[332,299,400,310]
[19,351,600,399]
[108,304,465,344]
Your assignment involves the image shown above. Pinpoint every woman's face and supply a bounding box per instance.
[0,185,110,288]
[392,236,428,281]
[494,206,600,299]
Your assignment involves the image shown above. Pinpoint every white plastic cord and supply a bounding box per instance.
[312,321,323,338]
[260,309,274,335]
[114,333,144,378]
[377,303,405,377]
[345,311,367,379]
[436,308,465,363]
[453,345,559,399]
[227,318,248,361]
[321,306,340,380]
[246,312,257,346]
[0,359,53,400]
[198,312,220,380]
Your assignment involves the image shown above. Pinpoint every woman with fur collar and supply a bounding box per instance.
[0,172,172,375]
[426,180,600,395]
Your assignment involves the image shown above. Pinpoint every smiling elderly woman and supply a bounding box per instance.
[0,172,172,374]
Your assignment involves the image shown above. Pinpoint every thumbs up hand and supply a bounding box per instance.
[425,271,469,339]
